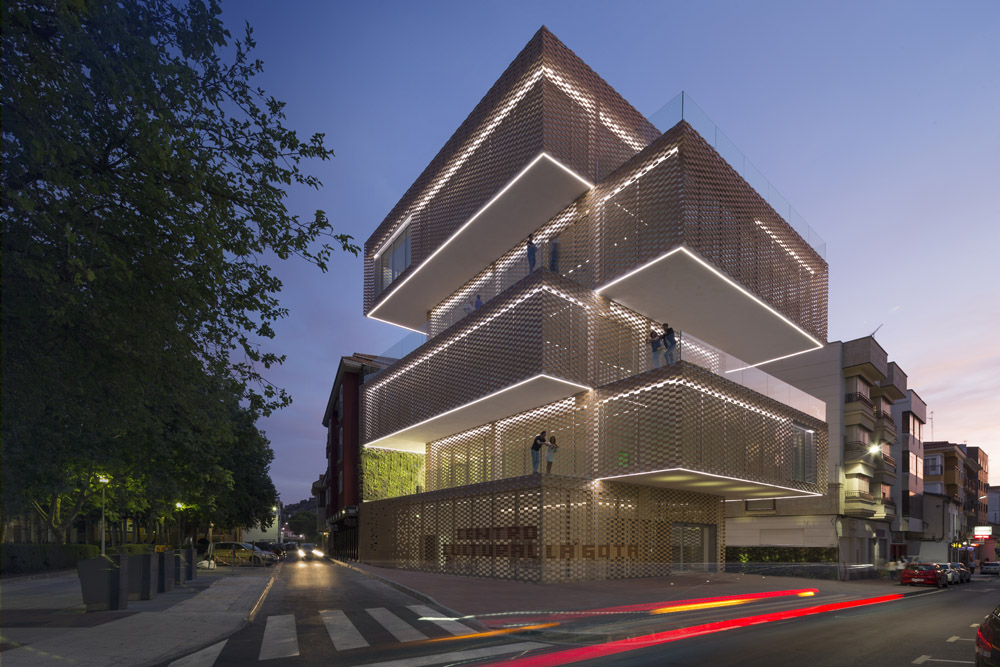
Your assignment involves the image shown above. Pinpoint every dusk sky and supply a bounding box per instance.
[219,1,1000,502]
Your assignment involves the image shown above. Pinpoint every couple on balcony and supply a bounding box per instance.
[648,323,677,369]
[531,430,559,474]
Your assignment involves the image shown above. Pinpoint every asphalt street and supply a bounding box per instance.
[164,553,548,667]
[163,558,999,667]
[522,576,1000,667]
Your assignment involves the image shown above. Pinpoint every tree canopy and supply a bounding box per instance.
[1,0,354,541]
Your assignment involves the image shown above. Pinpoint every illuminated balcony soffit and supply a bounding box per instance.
[364,374,592,453]
[368,152,591,331]
[596,245,823,366]
[596,468,821,501]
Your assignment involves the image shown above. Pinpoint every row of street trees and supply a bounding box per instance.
[1,0,356,542]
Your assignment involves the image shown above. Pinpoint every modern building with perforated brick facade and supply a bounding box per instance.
[355,27,831,583]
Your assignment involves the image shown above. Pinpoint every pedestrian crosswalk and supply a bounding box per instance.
[168,603,523,666]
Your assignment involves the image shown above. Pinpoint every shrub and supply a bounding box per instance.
[1,543,100,575]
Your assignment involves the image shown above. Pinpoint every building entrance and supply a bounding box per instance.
[671,523,717,572]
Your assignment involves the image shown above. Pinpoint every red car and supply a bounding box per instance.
[976,603,999,666]
[901,562,948,588]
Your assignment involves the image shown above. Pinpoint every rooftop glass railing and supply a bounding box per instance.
[670,330,826,421]
[648,91,826,259]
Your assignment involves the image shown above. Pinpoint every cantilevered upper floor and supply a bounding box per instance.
[363,27,659,332]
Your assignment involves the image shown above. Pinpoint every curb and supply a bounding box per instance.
[330,559,486,630]
[246,561,282,623]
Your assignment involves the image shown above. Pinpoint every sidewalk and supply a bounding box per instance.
[340,561,965,629]
[0,563,279,667]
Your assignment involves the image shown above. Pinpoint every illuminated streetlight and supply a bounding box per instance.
[98,475,110,556]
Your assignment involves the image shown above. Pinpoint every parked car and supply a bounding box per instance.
[253,541,285,561]
[207,542,271,567]
[950,562,972,583]
[976,603,1000,667]
[900,562,948,588]
[982,561,1000,575]
[939,563,960,584]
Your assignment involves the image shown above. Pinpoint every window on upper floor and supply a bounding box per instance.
[337,428,343,463]
[374,220,411,296]
[925,454,943,476]
[908,451,924,479]
[791,424,816,484]
[903,412,923,440]
[338,470,343,494]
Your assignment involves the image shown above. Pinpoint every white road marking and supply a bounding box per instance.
[912,657,974,664]
[913,657,930,664]
[946,636,974,643]
[167,640,227,667]
[407,604,477,636]
[367,607,429,643]
[355,641,549,667]
[320,609,370,650]
[258,614,300,660]
[971,623,980,627]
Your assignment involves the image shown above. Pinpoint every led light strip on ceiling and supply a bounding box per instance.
[364,374,592,449]
[596,244,824,363]
[595,467,822,497]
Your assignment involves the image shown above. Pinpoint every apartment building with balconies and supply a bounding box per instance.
[355,28,829,582]
[725,336,907,576]
[893,389,928,555]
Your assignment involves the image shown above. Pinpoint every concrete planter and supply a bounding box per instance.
[127,552,158,601]
[157,550,175,593]
[78,554,128,611]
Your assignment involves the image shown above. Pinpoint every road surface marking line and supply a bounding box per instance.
[946,636,961,643]
[367,607,429,643]
[912,657,931,664]
[971,624,980,628]
[320,609,370,650]
[355,641,549,667]
[258,614,300,660]
[407,604,477,636]
[167,640,228,667]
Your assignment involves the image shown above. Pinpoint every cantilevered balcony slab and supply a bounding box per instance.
[368,153,592,331]
[364,374,590,453]
[597,245,822,366]
[596,468,820,500]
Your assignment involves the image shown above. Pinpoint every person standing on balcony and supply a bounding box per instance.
[474,294,483,310]
[545,435,559,474]
[526,234,537,272]
[548,235,560,273]
[662,323,677,364]
[531,430,546,474]
[648,329,662,369]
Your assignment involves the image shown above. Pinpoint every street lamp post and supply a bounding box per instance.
[98,475,110,556]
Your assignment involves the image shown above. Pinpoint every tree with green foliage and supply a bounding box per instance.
[1,0,355,541]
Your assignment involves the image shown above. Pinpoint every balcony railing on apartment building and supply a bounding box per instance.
[845,491,875,503]
[874,409,895,427]
[844,393,874,409]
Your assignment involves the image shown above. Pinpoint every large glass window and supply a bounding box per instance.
[791,424,816,483]
[375,221,411,295]
[925,454,942,476]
